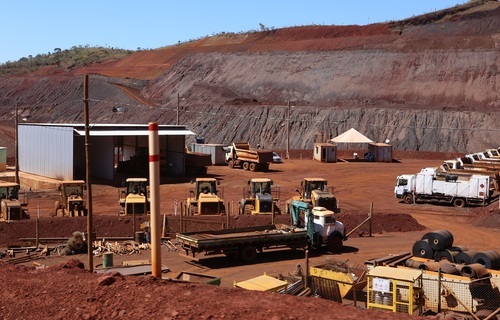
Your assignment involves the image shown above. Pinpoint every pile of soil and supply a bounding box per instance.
[0,260,427,320]
[468,206,500,229]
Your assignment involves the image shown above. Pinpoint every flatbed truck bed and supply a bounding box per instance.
[176,224,309,261]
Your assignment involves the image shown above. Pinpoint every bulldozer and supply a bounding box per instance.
[286,178,340,214]
[118,178,150,216]
[0,182,29,220]
[186,178,225,215]
[54,180,87,217]
[239,178,280,215]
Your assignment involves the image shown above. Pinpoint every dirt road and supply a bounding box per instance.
[5,153,498,288]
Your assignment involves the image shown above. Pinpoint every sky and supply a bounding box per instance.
[1,0,468,64]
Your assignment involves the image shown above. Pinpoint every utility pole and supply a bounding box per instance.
[286,100,290,159]
[15,104,19,184]
[84,74,94,272]
[176,93,180,125]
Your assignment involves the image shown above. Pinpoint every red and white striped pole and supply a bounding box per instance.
[148,122,162,278]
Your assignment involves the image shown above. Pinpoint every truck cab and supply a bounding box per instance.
[290,200,345,252]
[394,174,415,204]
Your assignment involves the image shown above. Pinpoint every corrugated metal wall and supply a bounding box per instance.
[91,136,114,180]
[19,125,74,180]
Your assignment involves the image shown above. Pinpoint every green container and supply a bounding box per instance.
[103,252,113,268]
[135,231,146,243]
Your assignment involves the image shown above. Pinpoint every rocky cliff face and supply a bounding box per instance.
[140,48,499,152]
[0,1,498,156]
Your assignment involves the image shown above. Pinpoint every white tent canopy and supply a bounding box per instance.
[331,128,373,143]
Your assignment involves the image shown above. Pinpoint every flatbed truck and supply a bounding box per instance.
[176,200,346,262]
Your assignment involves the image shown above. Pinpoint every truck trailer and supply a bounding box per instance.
[176,200,346,262]
[395,167,490,208]
[225,142,273,172]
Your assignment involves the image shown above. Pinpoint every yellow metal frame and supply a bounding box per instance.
[367,267,423,315]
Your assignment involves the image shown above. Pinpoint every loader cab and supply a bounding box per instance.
[301,178,327,199]
[240,178,279,215]
[0,182,29,220]
[0,183,19,201]
[126,179,148,196]
[55,180,87,217]
[297,178,339,213]
[119,178,150,215]
[188,178,225,215]
[194,178,220,199]
[248,178,272,196]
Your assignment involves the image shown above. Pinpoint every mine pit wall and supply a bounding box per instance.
[145,48,499,154]
[183,106,500,155]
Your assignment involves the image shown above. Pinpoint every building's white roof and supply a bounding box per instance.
[20,123,195,136]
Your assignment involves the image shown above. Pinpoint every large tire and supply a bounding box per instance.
[327,235,343,253]
[403,194,413,204]
[434,249,460,263]
[249,163,256,171]
[455,250,478,265]
[472,250,500,270]
[452,198,466,208]
[421,230,454,251]
[228,160,234,168]
[242,162,250,170]
[412,239,434,259]
[239,245,257,262]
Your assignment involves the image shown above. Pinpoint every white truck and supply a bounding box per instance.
[395,167,491,208]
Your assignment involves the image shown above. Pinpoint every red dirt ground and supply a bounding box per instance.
[1,151,499,319]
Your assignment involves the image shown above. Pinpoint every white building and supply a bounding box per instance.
[18,123,194,180]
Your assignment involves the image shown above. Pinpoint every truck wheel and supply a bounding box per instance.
[228,160,234,168]
[239,245,257,262]
[327,235,343,253]
[403,194,413,204]
[452,198,466,208]
[242,162,250,170]
[249,163,256,171]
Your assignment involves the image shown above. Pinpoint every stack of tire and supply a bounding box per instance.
[411,230,500,270]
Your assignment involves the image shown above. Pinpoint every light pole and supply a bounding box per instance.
[83,74,94,272]
[15,104,19,184]
[286,100,291,159]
